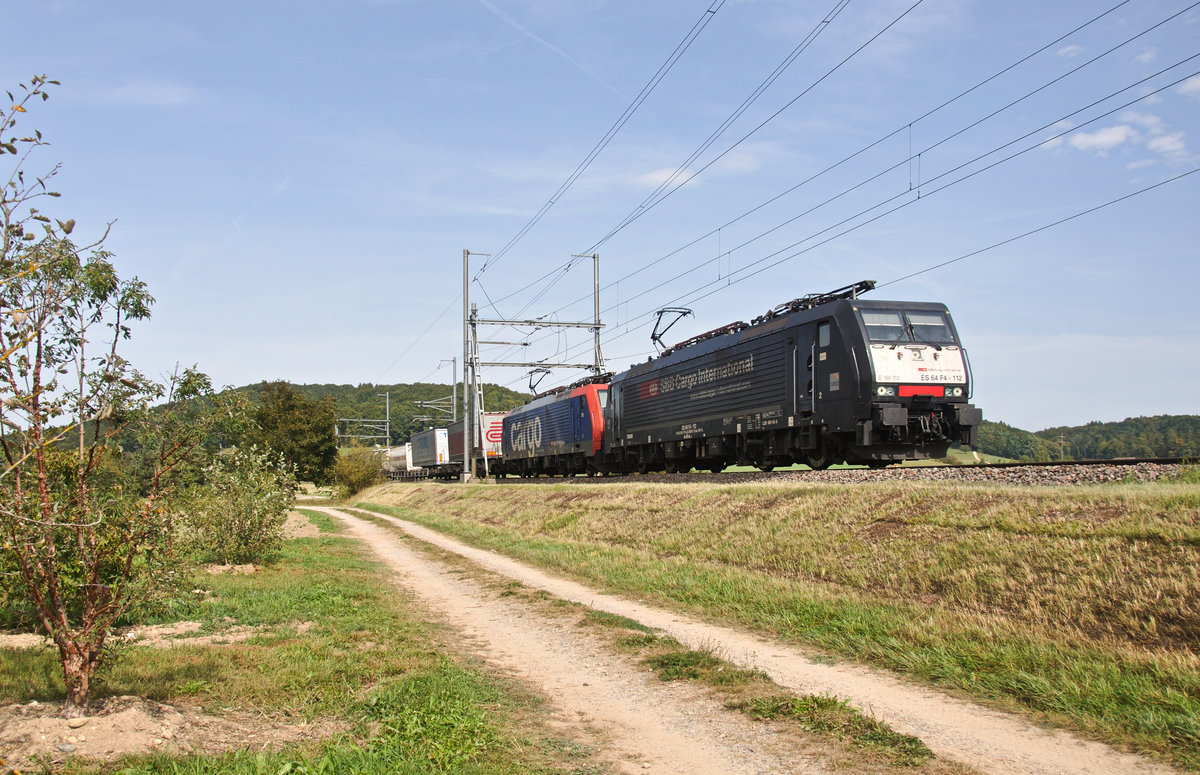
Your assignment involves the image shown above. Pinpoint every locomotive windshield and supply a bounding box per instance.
[596,388,609,408]
[861,309,955,344]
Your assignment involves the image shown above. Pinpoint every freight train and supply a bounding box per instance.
[406,281,982,478]
[408,413,506,479]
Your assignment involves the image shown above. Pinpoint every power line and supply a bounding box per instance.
[478,0,729,278]
[609,56,1200,318]
[494,9,1199,368]
[544,0,1144,318]
[386,1,1191,387]
[483,0,893,362]
[502,165,1198,390]
[500,66,1200,388]
[580,0,928,255]
[879,169,1200,288]
[481,0,861,320]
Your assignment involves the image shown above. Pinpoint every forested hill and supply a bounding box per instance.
[234,382,531,445]
[978,415,1200,461]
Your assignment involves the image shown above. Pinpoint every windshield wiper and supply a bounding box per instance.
[908,325,943,351]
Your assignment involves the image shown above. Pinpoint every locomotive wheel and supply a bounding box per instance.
[867,460,890,469]
[804,449,834,470]
[757,462,775,472]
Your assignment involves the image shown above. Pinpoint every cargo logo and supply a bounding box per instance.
[653,355,755,396]
[485,425,504,444]
[509,416,543,452]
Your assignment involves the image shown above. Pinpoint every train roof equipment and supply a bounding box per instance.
[657,280,877,359]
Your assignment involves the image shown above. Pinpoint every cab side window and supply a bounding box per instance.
[817,322,830,348]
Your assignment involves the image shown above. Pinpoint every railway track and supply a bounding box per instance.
[485,458,1191,487]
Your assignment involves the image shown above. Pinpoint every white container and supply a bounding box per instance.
[382,443,421,473]
[410,428,449,468]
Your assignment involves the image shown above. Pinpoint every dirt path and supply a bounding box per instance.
[316,506,825,774]
[314,506,1180,775]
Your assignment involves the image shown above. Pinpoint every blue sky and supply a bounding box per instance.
[4,0,1198,431]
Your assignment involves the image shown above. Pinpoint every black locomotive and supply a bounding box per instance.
[496,280,982,475]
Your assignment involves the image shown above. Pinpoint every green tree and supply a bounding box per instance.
[0,239,222,713]
[178,446,297,565]
[0,77,240,715]
[245,381,338,483]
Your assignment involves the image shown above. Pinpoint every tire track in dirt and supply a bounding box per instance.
[317,506,1180,775]
[316,506,826,775]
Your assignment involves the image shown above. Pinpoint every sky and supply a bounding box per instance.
[4,0,1198,431]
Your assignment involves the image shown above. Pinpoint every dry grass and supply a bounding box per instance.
[368,481,1200,651]
[359,478,1200,768]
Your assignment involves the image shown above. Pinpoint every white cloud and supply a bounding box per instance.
[1056,44,1084,58]
[1049,112,1191,164]
[1038,120,1074,150]
[1179,75,1200,100]
[1135,47,1158,66]
[1120,111,1162,132]
[1148,132,1187,157]
[1067,125,1138,153]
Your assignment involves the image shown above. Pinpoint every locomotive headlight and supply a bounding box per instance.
[876,386,896,397]
[947,386,964,397]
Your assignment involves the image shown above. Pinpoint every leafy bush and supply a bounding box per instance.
[180,447,298,564]
[332,447,383,498]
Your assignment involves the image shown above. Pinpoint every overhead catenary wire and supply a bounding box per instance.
[499,61,1200,388]
[579,0,927,255]
[499,165,1200,392]
[476,0,729,279]
[484,0,911,362]
[389,2,1194,388]
[529,0,1146,324]
[646,60,1200,305]
[493,5,1198,372]
[382,2,731,379]
[482,0,861,319]
[593,56,1200,321]
[877,169,1200,289]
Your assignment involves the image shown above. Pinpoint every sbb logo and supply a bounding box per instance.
[639,379,660,400]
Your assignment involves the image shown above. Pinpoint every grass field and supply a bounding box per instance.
[357,475,1200,769]
[0,511,603,774]
[0,504,963,774]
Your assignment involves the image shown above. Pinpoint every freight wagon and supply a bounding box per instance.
[410,428,450,470]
